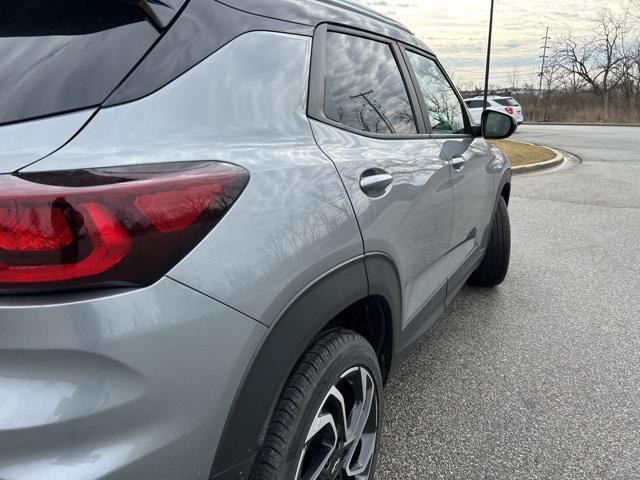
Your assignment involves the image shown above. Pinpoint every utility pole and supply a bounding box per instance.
[483,0,495,110]
[538,26,550,97]
[350,90,395,134]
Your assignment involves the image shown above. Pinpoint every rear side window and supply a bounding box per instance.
[324,32,417,135]
[0,0,159,125]
[495,98,518,107]
[406,51,466,134]
[467,100,486,109]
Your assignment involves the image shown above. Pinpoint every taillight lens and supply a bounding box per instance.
[505,106,514,115]
[0,162,249,294]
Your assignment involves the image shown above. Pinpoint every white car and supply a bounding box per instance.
[464,95,524,126]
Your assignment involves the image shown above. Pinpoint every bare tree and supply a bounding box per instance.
[458,5,640,124]
[539,58,563,121]
[553,9,630,120]
[507,68,521,96]
[619,34,640,116]
[631,0,640,20]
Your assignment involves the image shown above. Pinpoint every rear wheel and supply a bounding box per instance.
[253,329,382,480]
[468,196,511,287]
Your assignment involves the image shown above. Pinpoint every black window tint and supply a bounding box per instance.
[1,0,145,36]
[324,32,417,135]
[494,99,512,106]
[468,100,486,109]
[0,0,159,125]
[406,52,466,134]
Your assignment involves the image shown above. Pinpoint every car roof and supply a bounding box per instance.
[315,0,411,31]
[471,95,520,102]
[471,95,511,99]
[217,0,432,53]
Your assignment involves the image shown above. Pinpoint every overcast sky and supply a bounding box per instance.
[359,0,634,87]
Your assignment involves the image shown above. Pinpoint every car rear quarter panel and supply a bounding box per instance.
[22,31,364,327]
[0,109,95,173]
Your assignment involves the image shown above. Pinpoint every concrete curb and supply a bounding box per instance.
[524,122,640,127]
[511,145,565,174]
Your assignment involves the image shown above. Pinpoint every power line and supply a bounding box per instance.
[449,68,540,77]
[349,90,395,134]
[452,66,539,74]
[499,0,574,29]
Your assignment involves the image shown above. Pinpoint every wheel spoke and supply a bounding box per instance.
[326,385,349,438]
[297,413,338,480]
[297,365,378,480]
[306,412,337,443]
[344,431,377,478]
[343,368,377,477]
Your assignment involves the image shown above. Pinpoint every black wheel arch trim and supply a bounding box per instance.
[363,252,404,379]
[498,168,512,206]
[479,168,511,256]
[209,253,404,477]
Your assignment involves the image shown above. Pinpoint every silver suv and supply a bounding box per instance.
[0,1,515,479]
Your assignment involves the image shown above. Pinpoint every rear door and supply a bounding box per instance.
[308,26,454,330]
[401,49,497,297]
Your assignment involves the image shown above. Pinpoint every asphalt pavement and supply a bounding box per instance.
[377,125,640,479]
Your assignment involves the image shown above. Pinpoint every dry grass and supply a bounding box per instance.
[518,93,640,124]
[490,140,556,167]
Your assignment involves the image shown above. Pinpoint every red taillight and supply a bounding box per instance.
[0,162,249,294]
[505,106,514,115]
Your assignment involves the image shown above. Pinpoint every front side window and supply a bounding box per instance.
[406,51,466,134]
[324,32,417,135]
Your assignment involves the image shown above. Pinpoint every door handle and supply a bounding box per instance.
[359,169,393,195]
[451,156,465,171]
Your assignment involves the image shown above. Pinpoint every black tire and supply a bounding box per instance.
[252,329,383,480]
[468,196,511,287]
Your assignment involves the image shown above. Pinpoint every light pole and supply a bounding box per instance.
[483,0,495,110]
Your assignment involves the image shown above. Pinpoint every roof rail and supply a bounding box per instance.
[314,0,412,34]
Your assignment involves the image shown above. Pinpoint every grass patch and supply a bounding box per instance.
[490,140,556,167]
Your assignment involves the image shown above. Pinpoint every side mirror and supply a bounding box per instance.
[481,110,517,139]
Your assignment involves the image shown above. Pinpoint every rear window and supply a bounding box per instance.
[323,32,417,135]
[494,98,519,107]
[0,0,160,125]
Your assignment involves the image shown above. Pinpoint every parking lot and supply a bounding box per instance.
[378,125,640,479]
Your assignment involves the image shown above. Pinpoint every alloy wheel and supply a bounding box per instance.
[295,366,378,480]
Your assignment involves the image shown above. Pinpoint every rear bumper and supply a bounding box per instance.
[0,278,266,480]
